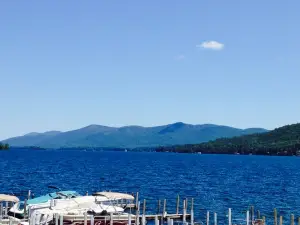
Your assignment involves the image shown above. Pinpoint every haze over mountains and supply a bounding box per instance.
[2,122,267,148]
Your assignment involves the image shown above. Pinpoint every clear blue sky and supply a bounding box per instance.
[1,0,299,140]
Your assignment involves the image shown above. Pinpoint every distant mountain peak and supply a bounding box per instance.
[159,122,188,134]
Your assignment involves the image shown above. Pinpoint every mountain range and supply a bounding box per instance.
[2,122,267,148]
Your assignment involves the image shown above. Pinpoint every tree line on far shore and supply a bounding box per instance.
[0,143,9,150]
[156,123,300,156]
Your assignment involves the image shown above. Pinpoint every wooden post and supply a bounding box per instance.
[157,200,161,214]
[291,214,295,225]
[86,191,88,196]
[214,213,217,225]
[9,217,12,225]
[274,209,278,225]
[55,214,58,225]
[298,217,300,225]
[135,192,139,209]
[143,199,146,215]
[228,208,232,225]
[90,215,94,225]
[171,219,174,225]
[176,195,180,214]
[279,216,283,225]
[84,212,87,225]
[60,214,63,225]
[246,211,250,225]
[251,206,254,223]
[263,216,266,225]
[183,200,186,222]
[142,215,146,225]
[257,210,261,220]
[207,211,210,225]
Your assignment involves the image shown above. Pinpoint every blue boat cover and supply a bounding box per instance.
[26,191,80,205]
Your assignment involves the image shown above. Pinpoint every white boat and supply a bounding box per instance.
[0,194,22,224]
[26,192,135,225]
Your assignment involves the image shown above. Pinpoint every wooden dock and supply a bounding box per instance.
[3,191,300,225]
[143,213,191,220]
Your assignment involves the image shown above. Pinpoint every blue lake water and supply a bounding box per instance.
[1,149,300,223]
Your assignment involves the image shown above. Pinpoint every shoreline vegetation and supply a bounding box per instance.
[0,142,9,150]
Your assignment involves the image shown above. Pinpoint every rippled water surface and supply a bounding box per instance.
[1,149,300,222]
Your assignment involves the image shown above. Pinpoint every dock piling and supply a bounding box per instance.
[247,211,250,225]
[214,212,217,225]
[24,199,27,218]
[176,195,180,214]
[55,214,58,225]
[158,200,161,214]
[136,201,140,225]
[279,216,283,225]
[185,198,188,212]
[167,217,171,225]
[4,202,8,217]
[207,211,210,225]
[190,206,194,225]
[155,215,159,225]
[84,212,87,225]
[274,209,278,225]
[257,210,261,219]
[110,213,114,225]
[128,212,132,225]
[183,200,186,222]
[291,214,295,225]
[228,208,232,225]
[298,217,300,225]
[163,199,167,217]
[143,199,146,215]
[135,192,139,209]
[9,216,12,225]
[90,215,94,225]
[28,190,31,200]
[251,206,254,223]
[142,215,146,225]
[263,216,266,225]
[0,203,3,220]
[59,214,63,225]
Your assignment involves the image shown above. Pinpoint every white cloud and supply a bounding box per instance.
[175,54,186,60]
[196,41,224,50]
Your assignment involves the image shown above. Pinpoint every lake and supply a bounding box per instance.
[0,149,299,223]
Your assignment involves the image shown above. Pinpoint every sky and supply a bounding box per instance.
[0,0,300,140]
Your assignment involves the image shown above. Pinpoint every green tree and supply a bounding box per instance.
[0,142,3,149]
[4,143,9,149]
